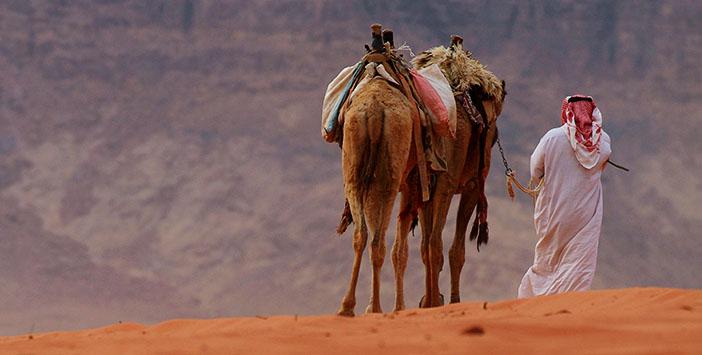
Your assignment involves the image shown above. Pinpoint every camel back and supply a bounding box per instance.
[412,43,505,107]
[322,46,432,145]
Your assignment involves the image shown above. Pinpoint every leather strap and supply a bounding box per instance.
[362,52,388,64]
[388,60,430,202]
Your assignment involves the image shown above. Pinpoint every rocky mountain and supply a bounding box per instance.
[0,0,700,335]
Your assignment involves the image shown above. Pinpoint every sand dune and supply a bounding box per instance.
[1,288,700,354]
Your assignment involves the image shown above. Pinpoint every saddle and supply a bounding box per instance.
[332,24,448,235]
[343,27,448,188]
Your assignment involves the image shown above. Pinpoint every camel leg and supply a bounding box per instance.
[449,188,479,303]
[366,217,388,314]
[419,200,433,308]
[392,185,417,312]
[365,191,391,314]
[337,220,368,317]
[418,182,452,307]
[427,178,453,307]
[337,106,369,317]
[366,111,411,314]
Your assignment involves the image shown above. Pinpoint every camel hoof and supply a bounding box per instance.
[450,294,460,304]
[419,294,445,308]
[365,304,382,314]
[419,296,434,308]
[394,304,405,312]
[337,308,355,317]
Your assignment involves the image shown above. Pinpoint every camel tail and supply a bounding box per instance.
[360,104,384,194]
[338,103,384,236]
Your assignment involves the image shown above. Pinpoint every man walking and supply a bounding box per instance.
[518,95,612,298]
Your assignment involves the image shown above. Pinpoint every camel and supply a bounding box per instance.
[335,27,416,315]
[447,95,503,304]
[392,36,506,309]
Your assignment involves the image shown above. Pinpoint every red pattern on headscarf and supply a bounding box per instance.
[561,95,598,152]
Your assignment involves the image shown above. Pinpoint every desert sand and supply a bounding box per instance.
[1,287,700,354]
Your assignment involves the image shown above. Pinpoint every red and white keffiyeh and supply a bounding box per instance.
[560,95,603,169]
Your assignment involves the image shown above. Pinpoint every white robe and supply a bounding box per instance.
[518,125,611,298]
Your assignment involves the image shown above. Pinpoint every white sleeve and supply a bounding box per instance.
[600,131,612,170]
[530,136,546,180]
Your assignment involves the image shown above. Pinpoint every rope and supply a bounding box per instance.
[506,172,543,200]
[396,42,415,57]
[496,133,511,175]
[496,135,543,200]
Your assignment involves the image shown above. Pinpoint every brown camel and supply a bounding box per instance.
[392,37,506,308]
[447,96,502,304]
[337,76,413,316]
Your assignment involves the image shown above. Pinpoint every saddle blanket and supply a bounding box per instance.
[411,64,456,138]
[321,62,456,142]
[321,62,364,142]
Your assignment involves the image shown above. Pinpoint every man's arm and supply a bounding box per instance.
[600,131,612,171]
[530,136,546,184]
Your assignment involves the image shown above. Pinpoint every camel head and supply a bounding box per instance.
[412,36,506,124]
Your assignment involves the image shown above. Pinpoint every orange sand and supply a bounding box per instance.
[1,288,700,354]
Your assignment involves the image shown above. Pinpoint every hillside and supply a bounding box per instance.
[0,0,700,334]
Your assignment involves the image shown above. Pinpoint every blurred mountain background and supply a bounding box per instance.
[0,0,700,335]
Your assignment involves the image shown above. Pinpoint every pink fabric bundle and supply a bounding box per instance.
[410,65,455,138]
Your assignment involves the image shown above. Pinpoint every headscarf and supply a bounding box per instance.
[561,95,603,169]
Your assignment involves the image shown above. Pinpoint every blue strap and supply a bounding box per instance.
[325,61,365,134]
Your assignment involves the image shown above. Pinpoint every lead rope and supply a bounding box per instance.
[496,135,543,200]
